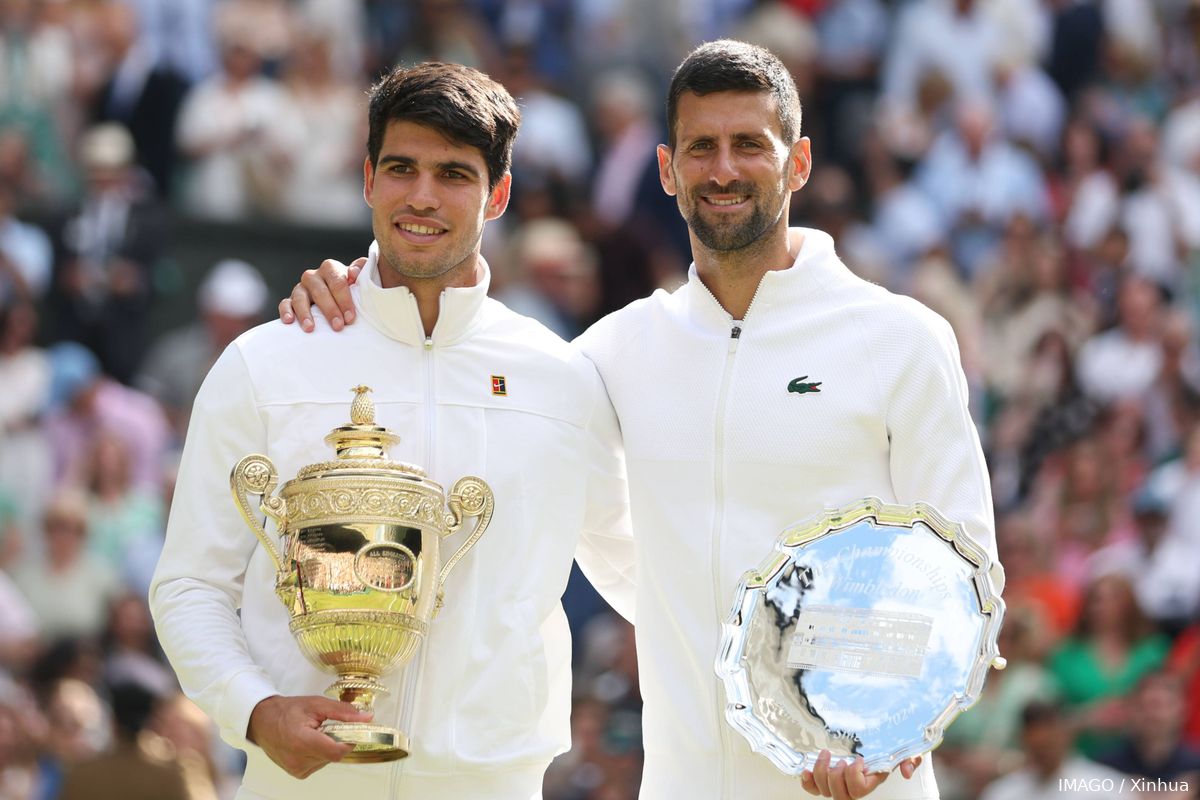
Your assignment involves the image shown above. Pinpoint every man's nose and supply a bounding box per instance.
[406,173,440,211]
[710,145,740,186]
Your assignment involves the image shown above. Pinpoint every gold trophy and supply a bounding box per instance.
[230,385,493,763]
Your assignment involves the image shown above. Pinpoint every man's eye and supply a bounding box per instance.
[391,164,412,174]
[444,171,465,179]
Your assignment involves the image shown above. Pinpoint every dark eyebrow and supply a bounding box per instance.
[377,154,481,179]
[436,160,482,179]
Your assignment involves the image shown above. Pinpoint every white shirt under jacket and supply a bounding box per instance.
[575,228,1004,800]
[150,245,633,800]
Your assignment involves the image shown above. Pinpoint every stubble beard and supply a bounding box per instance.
[376,230,479,285]
[683,182,786,253]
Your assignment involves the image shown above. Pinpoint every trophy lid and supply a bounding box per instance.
[295,386,426,479]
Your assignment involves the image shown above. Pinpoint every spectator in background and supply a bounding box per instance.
[914,99,1050,277]
[148,692,226,800]
[174,15,300,221]
[586,68,689,312]
[992,53,1066,164]
[977,219,1095,403]
[0,0,77,209]
[43,341,169,494]
[1060,117,1119,256]
[58,682,190,800]
[0,682,46,799]
[1048,572,1170,758]
[0,301,53,537]
[388,0,497,72]
[1087,481,1200,634]
[54,122,165,383]
[138,258,269,443]
[1109,118,1200,289]
[503,46,592,202]
[12,490,121,642]
[120,0,218,84]
[812,0,889,167]
[101,592,175,698]
[276,27,369,229]
[81,432,164,594]
[32,677,111,800]
[1075,275,1164,404]
[0,566,38,676]
[88,1,189,198]
[861,134,943,288]
[881,0,1003,126]
[0,179,53,307]
[495,218,600,339]
[979,700,1126,800]
[1095,670,1200,790]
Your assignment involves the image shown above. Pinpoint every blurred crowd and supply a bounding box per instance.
[2,0,1200,798]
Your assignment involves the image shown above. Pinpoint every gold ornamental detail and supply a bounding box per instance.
[280,479,446,527]
[298,459,426,479]
[290,609,429,636]
[283,483,444,528]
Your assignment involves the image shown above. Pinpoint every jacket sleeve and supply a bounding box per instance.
[574,366,637,623]
[884,306,1005,593]
[148,343,278,750]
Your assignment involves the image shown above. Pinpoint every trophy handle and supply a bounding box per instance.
[438,476,494,585]
[231,454,288,573]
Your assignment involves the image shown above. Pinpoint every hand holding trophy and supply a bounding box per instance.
[231,386,493,763]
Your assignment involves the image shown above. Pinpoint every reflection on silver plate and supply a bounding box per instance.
[715,498,1005,775]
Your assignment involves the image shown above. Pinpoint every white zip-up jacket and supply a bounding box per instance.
[576,228,1003,799]
[150,246,633,800]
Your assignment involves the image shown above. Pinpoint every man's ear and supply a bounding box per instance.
[485,173,512,221]
[657,144,677,197]
[787,137,812,193]
[363,157,375,207]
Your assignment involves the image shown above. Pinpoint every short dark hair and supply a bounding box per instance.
[666,40,802,149]
[1020,699,1064,730]
[367,62,520,191]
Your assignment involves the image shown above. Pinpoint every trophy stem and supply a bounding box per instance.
[327,675,388,711]
[322,675,409,762]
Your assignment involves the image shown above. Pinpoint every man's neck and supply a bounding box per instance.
[693,226,802,320]
[377,253,484,338]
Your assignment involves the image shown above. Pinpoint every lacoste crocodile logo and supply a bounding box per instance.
[788,376,822,395]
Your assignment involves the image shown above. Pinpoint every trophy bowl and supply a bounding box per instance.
[231,386,493,762]
[716,498,1005,775]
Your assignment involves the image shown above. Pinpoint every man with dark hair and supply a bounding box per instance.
[979,700,1126,800]
[283,40,1001,800]
[1096,671,1200,789]
[58,683,191,800]
[151,62,632,799]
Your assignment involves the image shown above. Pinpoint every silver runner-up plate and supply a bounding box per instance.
[716,497,1006,775]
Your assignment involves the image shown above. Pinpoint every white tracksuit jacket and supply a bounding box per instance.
[575,228,1004,799]
[150,246,633,800]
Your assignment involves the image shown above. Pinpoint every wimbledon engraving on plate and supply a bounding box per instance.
[786,606,933,678]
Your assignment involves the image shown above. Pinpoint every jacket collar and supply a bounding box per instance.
[356,241,491,346]
[684,227,852,326]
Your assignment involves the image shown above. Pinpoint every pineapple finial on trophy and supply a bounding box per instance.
[351,385,375,425]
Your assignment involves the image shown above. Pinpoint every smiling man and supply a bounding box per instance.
[280,41,1002,800]
[150,62,633,800]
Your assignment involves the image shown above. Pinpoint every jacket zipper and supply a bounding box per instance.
[699,275,765,798]
[712,321,739,798]
[391,300,440,795]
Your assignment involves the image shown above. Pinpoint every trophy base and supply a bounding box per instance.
[321,721,410,763]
